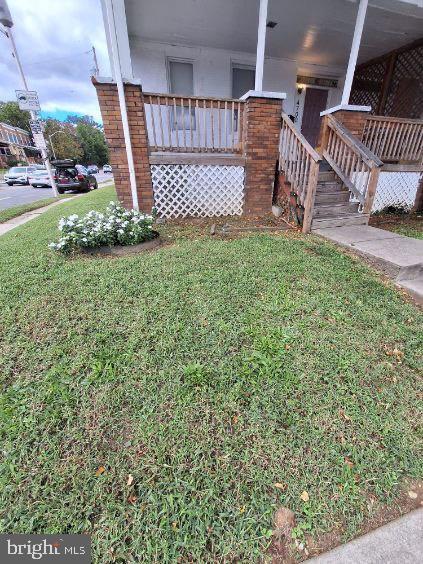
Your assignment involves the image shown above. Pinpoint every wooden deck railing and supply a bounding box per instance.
[322,115,383,214]
[143,93,245,154]
[279,113,321,233]
[362,116,423,163]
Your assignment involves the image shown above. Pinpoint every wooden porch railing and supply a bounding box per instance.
[362,116,423,163]
[279,113,321,233]
[321,115,383,214]
[143,93,245,154]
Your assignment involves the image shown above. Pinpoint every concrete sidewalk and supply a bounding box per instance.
[308,508,423,563]
[314,225,423,303]
[0,196,78,237]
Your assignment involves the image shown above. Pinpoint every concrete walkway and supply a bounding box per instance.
[0,180,114,238]
[0,197,78,237]
[314,225,423,303]
[308,508,423,563]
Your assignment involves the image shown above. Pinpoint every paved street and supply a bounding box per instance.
[0,172,113,210]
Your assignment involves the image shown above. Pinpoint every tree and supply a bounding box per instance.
[74,120,109,167]
[0,101,31,131]
[44,119,83,161]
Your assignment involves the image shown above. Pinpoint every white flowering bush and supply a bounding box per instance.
[49,201,156,253]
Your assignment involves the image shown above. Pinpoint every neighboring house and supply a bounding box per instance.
[95,0,423,229]
[0,122,41,167]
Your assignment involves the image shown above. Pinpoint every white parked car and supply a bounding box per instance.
[28,168,56,188]
[4,165,43,186]
[103,164,112,173]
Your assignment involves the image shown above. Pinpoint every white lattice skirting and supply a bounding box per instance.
[151,164,245,218]
[373,172,421,213]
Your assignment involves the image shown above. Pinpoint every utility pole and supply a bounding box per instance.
[92,46,99,76]
[0,0,59,197]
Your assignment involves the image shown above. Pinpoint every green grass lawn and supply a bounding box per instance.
[0,196,72,224]
[0,185,422,562]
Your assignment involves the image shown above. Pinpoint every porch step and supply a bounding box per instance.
[315,191,351,205]
[318,171,336,182]
[313,202,360,218]
[311,214,370,230]
[316,181,346,192]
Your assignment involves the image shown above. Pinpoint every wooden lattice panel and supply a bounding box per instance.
[384,45,423,118]
[151,164,245,218]
[350,60,387,113]
[372,171,421,213]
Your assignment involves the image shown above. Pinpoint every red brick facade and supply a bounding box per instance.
[243,96,283,216]
[332,110,369,139]
[93,79,154,213]
[94,80,283,217]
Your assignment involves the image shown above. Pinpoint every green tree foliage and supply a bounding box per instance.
[0,101,31,131]
[72,118,109,167]
[44,119,83,161]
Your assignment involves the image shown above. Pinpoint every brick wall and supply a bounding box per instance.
[94,80,283,217]
[243,96,283,216]
[93,79,154,213]
[333,110,369,139]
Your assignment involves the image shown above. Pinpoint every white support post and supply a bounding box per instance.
[254,0,268,91]
[104,0,139,210]
[342,0,368,105]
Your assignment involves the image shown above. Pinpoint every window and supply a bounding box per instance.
[232,65,255,131]
[232,65,255,99]
[168,60,195,130]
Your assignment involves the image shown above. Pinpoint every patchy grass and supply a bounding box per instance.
[0,196,72,224]
[370,213,423,240]
[0,185,422,562]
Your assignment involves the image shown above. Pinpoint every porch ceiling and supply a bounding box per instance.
[125,0,423,70]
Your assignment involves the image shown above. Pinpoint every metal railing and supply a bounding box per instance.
[144,93,245,154]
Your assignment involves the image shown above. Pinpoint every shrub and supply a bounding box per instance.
[49,201,156,253]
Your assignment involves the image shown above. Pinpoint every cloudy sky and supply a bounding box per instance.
[0,0,111,122]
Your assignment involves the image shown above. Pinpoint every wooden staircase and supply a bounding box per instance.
[311,169,369,230]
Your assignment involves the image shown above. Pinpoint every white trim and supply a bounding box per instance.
[104,0,139,210]
[342,0,368,105]
[240,90,286,100]
[96,75,142,85]
[320,104,371,117]
[254,0,268,91]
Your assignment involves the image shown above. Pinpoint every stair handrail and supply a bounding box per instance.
[279,113,321,233]
[321,115,383,214]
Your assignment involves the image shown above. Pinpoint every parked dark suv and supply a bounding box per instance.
[52,160,98,194]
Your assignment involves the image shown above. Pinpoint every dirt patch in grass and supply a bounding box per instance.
[369,213,423,240]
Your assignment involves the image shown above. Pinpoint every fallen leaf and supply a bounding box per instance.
[300,491,309,502]
[274,482,287,491]
[408,491,418,499]
[127,474,134,486]
[232,415,239,425]
[344,457,354,468]
[127,495,137,504]
[239,505,246,514]
[339,409,351,422]
[172,521,178,530]
[95,466,105,477]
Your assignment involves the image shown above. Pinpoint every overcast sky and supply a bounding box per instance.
[0,0,111,122]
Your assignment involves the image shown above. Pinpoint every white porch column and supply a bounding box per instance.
[254,0,268,91]
[101,0,133,78]
[342,0,368,105]
[104,0,139,210]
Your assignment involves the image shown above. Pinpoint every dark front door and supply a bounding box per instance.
[301,88,328,147]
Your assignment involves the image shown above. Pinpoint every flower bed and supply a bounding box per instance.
[49,201,157,254]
